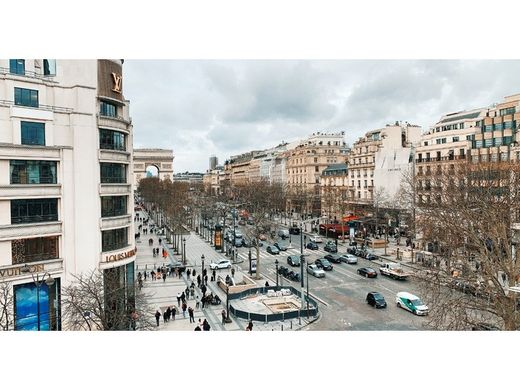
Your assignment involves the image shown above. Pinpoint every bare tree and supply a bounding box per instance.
[0,280,13,331]
[61,270,156,331]
[411,160,520,330]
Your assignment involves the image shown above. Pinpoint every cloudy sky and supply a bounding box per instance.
[123,60,520,173]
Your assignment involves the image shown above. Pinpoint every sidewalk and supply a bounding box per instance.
[135,209,311,331]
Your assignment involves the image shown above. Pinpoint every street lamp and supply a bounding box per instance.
[201,254,205,275]
[20,265,55,331]
[182,237,186,264]
[275,259,279,287]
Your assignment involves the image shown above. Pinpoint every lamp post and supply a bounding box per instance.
[21,265,55,331]
[248,248,252,275]
[275,259,279,287]
[201,254,205,275]
[182,237,186,264]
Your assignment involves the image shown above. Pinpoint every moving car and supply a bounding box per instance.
[365,253,378,261]
[324,242,338,253]
[366,292,387,308]
[315,258,333,271]
[209,259,232,270]
[266,245,280,255]
[234,231,243,239]
[286,270,301,282]
[396,292,429,316]
[234,238,243,247]
[278,229,290,239]
[357,267,377,278]
[278,265,290,277]
[306,242,319,250]
[379,262,411,280]
[274,242,288,251]
[324,254,342,263]
[259,234,268,241]
[287,255,301,266]
[289,226,301,235]
[309,235,323,243]
[339,254,358,264]
[308,264,325,278]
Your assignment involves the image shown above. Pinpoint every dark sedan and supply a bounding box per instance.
[286,270,301,282]
[315,258,333,271]
[324,242,338,253]
[274,242,288,251]
[324,254,342,263]
[266,245,280,255]
[357,267,377,278]
[366,291,387,308]
[306,242,319,250]
[289,226,301,235]
[287,255,301,266]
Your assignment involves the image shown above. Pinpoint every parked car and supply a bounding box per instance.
[309,235,323,243]
[339,254,358,264]
[347,247,357,255]
[324,242,338,253]
[289,226,301,235]
[251,238,263,247]
[287,255,301,266]
[396,292,429,316]
[234,238,243,247]
[259,234,268,241]
[209,259,232,270]
[308,264,325,278]
[366,292,387,308]
[324,254,342,263]
[234,230,243,239]
[357,267,377,278]
[287,271,301,282]
[315,258,333,271]
[278,265,289,276]
[266,245,280,255]
[365,253,378,261]
[278,229,290,239]
[274,242,288,251]
[306,242,319,250]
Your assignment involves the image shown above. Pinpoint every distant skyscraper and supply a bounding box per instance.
[209,155,218,170]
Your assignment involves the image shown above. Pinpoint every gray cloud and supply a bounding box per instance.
[124,60,520,172]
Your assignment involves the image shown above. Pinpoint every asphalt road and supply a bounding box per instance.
[230,231,430,330]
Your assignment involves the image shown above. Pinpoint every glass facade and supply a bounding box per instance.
[103,262,135,330]
[11,236,59,264]
[100,101,117,117]
[14,87,39,107]
[99,128,126,151]
[9,59,25,75]
[43,59,56,76]
[14,278,61,331]
[102,227,128,252]
[11,198,58,224]
[10,160,57,184]
[100,163,126,183]
[101,196,127,217]
[21,121,45,146]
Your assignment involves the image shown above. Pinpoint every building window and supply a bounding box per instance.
[100,163,126,183]
[500,107,516,116]
[102,227,128,252]
[484,125,493,133]
[14,279,61,331]
[101,196,127,217]
[501,152,509,161]
[475,140,483,148]
[494,137,503,147]
[99,129,126,151]
[315,166,319,172]
[484,139,493,147]
[43,59,56,76]
[14,87,38,107]
[11,198,58,224]
[10,59,25,75]
[21,121,45,146]
[10,160,57,184]
[100,101,117,117]
[453,136,459,142]
[12,236,59,264]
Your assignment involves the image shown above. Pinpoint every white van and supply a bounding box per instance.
[396,292,429,316]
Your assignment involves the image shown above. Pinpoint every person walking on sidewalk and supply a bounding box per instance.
[162,272,167,283]
[197,275,201,288]
[247,320,253,331]
[221,309,226,325]
[188,306,195,323]
[166,307,172,322]
[204,275,208,285]
[185,287,190,299]
[172,306,177,321]
[162,310,167,324]
[195,295,200,309]
[180,291,186,302]
[202,319,210,331]
[177,293,181,306]
[190,285,195,299]
[187,269,191,279]
[182,302,187,318]
[155,310,161,327]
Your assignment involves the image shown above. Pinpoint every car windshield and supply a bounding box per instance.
[322,260,330,265]
[411,299,424,306]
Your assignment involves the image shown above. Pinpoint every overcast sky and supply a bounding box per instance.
[123,60,520,173]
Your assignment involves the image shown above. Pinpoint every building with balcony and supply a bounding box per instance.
[320,163,349,220]
[0,59,135,331]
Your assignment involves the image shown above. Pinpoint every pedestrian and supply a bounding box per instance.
[231,268,235,278]
[185,287,190,299]
[182,302,187,318]
[265,281,269,287]
[166,306,172,322]
[177,292,181,306]
[247,320,253,331]
[159,238,162,245]
[155,310,161,327]
[196,295,200,309]
[201,295,206,309]
[162,272,167,283]
[188,307,195,323]
[204,275,208,285]
[172,306,177,320]
[187,269,191,279]
[190,286,195,299]
[221,309,226,325]
[201,284,207,296]
[144,271,148,281]
[151,270,156,281]
[197,275,201,288]
[192,270,196,278]
[194,325,201,331]
[181,291,186,302]
[212,269,216,282]
[162,310,167,324]
[202,319,210,331]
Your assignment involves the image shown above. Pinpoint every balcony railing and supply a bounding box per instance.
[11,214,58,224]
[0,99,72,114]
[0,67,56,80]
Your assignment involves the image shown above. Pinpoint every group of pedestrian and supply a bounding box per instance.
[194,318,211,331]
[152,247,161,257]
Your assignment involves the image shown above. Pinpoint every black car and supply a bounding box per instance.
[278,265,289,276]
[365,253,378,261]
[366,292,387,308]
[287,271,301,282]
[289,226,301,235]
[287,255,301,266]
[324,242,338,253]
[324,254,342,263]
[315,258,333,271]
[306,242,319,250]
[357,267,377,278]
[347,247,357,255]
[274,242,288,251]
[266,245,280,255]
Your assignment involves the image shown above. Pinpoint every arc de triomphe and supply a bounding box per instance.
[133,148,174,190]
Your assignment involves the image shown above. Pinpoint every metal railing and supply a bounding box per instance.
[0,99,72,114]
[0,67,56,80]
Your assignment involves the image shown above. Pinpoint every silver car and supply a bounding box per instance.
[340,254,358,264]
[308,264,325,278]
